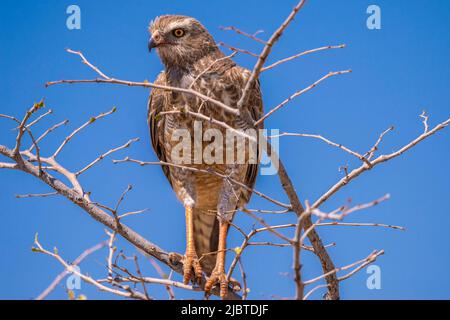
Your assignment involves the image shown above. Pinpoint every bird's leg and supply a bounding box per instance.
[204,165,243,299]
[205,221,230,299]
[183,205,203,284]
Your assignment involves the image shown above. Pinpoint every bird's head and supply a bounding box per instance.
[148,15,219,68]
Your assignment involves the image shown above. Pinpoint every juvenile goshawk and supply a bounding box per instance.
[147,15,263,299]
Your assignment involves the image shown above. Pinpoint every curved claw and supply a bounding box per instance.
[183,252,203,284]
[205,269,228,299]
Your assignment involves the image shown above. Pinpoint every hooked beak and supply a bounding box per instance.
[148,37,157,52]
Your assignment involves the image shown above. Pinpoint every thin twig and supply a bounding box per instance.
[148,257,176,300]
[365,126,394,160]
[53,107,117,158]
[36,240,108,300]
[220,26,267,44]
[270,131,371,166]
[26,109,53,128]
[236,0,308,113]
[311,194,391,220]
[420,110,429,133]
[15,192,59,199]
[303,250,384,285]
[189,51,238,89]
[29,120,69,152]
[76,138,139,176]
[316,222,405,231]
[255,70,352,126]
[113,157,291,209]
[47,49,239,116]
[262,44,346,72]
[33,237,148,299]
[313,117,450,209]
[66,49,111,80]
[219,42,259,57]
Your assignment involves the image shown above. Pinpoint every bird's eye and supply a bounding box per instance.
[172,28,185,38]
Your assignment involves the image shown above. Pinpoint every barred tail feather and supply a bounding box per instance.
[193,208,219,275]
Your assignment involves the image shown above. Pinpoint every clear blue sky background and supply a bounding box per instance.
[0,0,449,300]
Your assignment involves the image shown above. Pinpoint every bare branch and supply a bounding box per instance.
[247,242,290,248]
[0,114,20,123]
[148,257,176,299]
[0,162,18,169]
[270,131,371,166]
[316,222,405,231]
[66,49,111,80]
[113,157,291,209]
[33,236,148,300]
[311,194,391,220]
[303,250,384,285]
[189,51,238,89]
[26,109,53,129]
[255,70,352,126]
[236,0,308,112]
[118,208,149,220]
[220,26,267,44]
[262,44,346,72]
[132,255,151,300]
[313,117,450,210]
[100,276,196,291]
[76,138,139,176]
[105,230,116,281]
[1,143,241,299]
[21,150,88,200]
[114,184,133,214]
[303,284,330,300]
[420,110,429,133]
[244,208,290,214]
[29,120,69,152]
[227,223,297,279]
[244,210,293,244]
[53,107,117,158]
[14,100,45,156]
[47,49,239,116]
[36,240,108,300]
[293,214,305,299]
[15,192,59,199]
[337,250,384,281]
[365,126,394,160]
[237,259,249,300]
[219,42,259,57]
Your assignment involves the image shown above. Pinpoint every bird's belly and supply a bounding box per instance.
[194,168,224,210]
[163,106,249,210]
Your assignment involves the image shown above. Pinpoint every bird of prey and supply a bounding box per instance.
[147,15,263,299]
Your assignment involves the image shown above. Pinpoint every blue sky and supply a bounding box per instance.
[0,0,449,300]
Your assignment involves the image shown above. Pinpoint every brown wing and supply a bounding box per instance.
[240,80,263,207]
[229,67,264,207]
[242,78,264,204]
[147,71,172,187]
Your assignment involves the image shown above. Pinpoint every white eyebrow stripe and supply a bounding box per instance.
[166,19,193,31]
